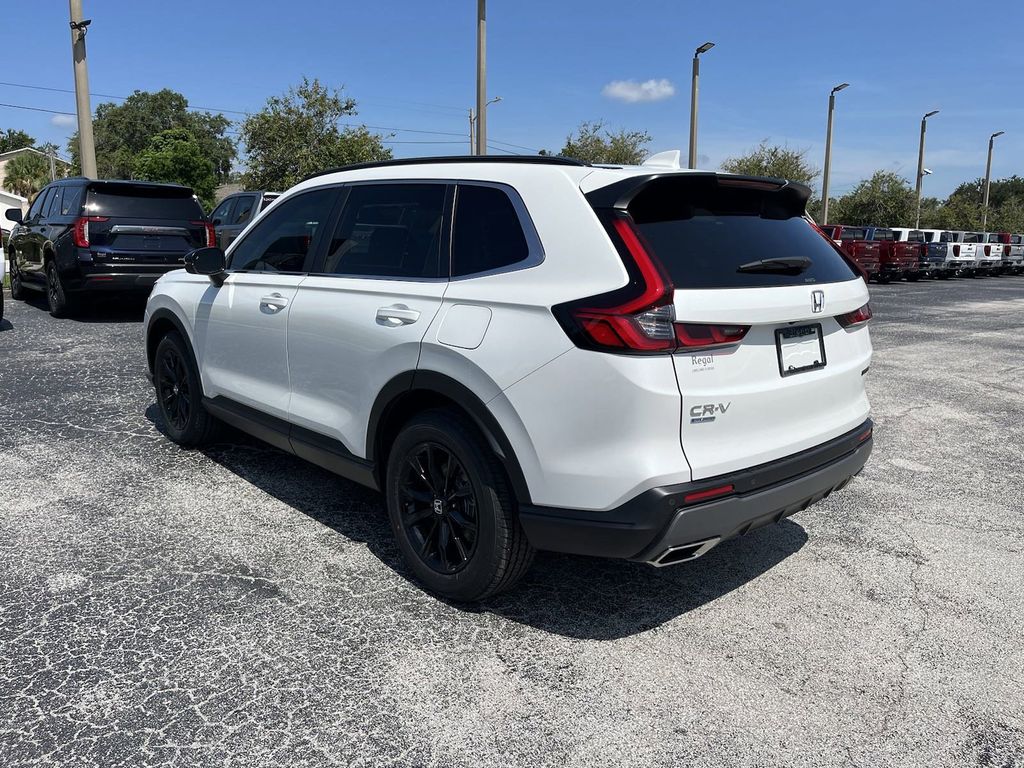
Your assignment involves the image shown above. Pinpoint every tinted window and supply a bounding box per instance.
[907,230,925,242]
[940,231,954,243]
[451,185,530,277]
[232,195,257,225]
[962,232,983,243]
[987,233,1001,243]
[1011,235,1022,245]
[210,198,235,224]
[870,229,895,241]
[839,227,867,240]
[628,181,856,289]
[45,186,65,218]
[60,185,83,216]
[84,185,204,219]
[260,194,280,211]
[322,184,445,278]
[28,188,52,219]
[229,188,335,273]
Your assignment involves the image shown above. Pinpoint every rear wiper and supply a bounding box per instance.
[736,256,813,273]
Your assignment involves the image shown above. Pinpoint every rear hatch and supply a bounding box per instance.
[578,174,872,480]
[80,182,210,272]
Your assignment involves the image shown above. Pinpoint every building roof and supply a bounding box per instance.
[0,147,72,165]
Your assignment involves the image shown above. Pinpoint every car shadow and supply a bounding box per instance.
[20,291,146,323]
[144,403,808,640]
[0,317,11,332]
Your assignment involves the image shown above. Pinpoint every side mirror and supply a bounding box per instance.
[184,247,228,287]
[5,208,23,224]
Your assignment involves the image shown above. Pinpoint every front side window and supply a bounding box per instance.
[28,187,52,219]
[451,184,530,277]
[321,183,446,278]
[210,198,235,225]
[228,188,336,273]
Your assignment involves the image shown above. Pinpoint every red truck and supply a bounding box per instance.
[864,226,919,282]
[819,225,882,282]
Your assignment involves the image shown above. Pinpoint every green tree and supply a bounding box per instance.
[3,151,50,198]
[829,171,916,226]
[721,141,819,186]
[559,121,651,165]
[240,77,392,191]
[134,128,217,209]
[0,128,35,154]
[68,89,235,181]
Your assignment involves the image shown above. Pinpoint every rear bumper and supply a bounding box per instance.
[74,272,168,291]
[518,420,873,562]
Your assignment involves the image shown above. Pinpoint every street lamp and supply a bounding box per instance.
[821,82,849,225]
[470,97,502,155]
[688,41,715,169]
[914,109,939,228]
[981,131,1005,231]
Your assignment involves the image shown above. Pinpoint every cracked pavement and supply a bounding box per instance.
[1,280,1022,767]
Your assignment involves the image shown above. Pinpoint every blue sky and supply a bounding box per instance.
[4,0,1022,197]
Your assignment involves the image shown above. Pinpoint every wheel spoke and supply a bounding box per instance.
[451,531,468,563]
[400,486,433,504]
[418,519,439,556]
[447,505,477,534]
[437,521,450,570]
[403,506,434,525]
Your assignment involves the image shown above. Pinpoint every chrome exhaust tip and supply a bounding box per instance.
[648,537,720,567]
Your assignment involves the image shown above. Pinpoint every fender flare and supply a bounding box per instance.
[367,370,533,505]
[145,307,197,379]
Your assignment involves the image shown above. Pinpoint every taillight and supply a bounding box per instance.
[836,303,873,328]
[1005,245,1011,257]
[553,213,749,354]
[71,216,108,248]
[984,245,991,257]
[192,220,216,247]
[953,244,960,257]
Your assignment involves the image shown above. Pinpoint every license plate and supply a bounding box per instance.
[775,324,826,377]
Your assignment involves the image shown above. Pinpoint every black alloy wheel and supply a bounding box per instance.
[9,265,25,299]
[156,343,192,433]
[397,442,479,574]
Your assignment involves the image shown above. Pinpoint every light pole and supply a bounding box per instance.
[688,41,715,169]
[821,82,849,225]
[468,108,475,155]
[475,0,487,155]
[914,109,939,229]
[470,98,501,156]
[69,0,96,178]
[981,131,1004,231]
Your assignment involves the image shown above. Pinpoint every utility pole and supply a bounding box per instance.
[468,108,475,155]
[69,0,97,178]
[914,109,939,229]
[688,42,715,169]
[981,131,1004,231]
[821,83,849,225]
[48,147,56,181]
[475,0,487,155]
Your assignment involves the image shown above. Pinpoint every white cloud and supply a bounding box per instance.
[602,78,676,104]
[51,114,76,128]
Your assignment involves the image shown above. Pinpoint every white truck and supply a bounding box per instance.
[953,231,999,275]
[1003,234,1024,274]
[917,229,977,277]
[891,227,946,278]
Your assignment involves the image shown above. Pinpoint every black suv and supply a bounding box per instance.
[5,178,213,316]
[209,190,280,250]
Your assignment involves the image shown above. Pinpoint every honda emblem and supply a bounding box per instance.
[811,290,825,313]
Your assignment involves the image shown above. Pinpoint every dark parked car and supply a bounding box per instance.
[208,190,280,250]
[5,178,213,317]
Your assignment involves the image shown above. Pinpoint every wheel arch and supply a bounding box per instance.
[368,371,533,505]
[146,307,197,381]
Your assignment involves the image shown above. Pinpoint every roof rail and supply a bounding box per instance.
[302,154,589,182]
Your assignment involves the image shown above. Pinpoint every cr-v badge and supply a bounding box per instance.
[811,290,825,313]
[690,402,731,424]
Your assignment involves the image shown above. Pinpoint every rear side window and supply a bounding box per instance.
[321,183,445,278]
[210,197,235,225]
[233,195,257,225]
[626,180,856,289]
[60,186,82,216]
[84,185,203,220]
[451,184,530,277]
[45,187,65,218]
[229,188,336,272]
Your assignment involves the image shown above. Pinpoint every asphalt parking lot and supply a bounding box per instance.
[1,278,1022,767]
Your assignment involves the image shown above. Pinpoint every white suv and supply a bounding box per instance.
[144,156,874,601]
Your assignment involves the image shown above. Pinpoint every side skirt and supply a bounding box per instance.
[203,396,379,491]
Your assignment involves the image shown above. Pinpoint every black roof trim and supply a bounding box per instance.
[584,171,812,211]
[302,154,589,182]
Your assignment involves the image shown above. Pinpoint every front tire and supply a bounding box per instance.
[385,409,534,601]
[153,331,218,447]
[9,265,25,300]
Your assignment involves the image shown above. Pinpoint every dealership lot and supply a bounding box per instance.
[0,280,1022,767]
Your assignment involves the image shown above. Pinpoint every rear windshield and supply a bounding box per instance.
[84,185,203,220]
[940,231,955,242]
[987,233,1001,243]
[627,180,856,289]
[870,229,895,241]
[962,232,983,243]
[1011,235,1022,245]
[839,227,867,240]
[907,230,925,242]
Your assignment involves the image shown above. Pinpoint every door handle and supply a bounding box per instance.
[260,293,289,313]
[376,305,421,326]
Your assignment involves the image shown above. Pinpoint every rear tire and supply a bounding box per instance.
[385,409,534,602]
[153,331,218,447]
[46,262,78,317]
